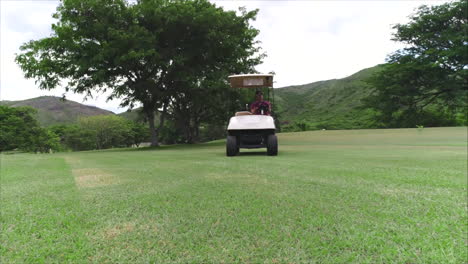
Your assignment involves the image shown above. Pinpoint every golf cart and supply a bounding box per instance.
[226,74,278,156]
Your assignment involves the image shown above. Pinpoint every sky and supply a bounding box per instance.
[0,0,448,113]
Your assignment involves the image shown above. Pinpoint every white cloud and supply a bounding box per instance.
[0,1,126,113]
[215,0,445,87]
[1,0,448,112]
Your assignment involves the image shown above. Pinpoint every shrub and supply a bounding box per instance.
[0,105,60,153]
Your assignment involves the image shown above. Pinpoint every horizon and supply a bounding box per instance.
[0,64,379,114]
[1,0,446,113]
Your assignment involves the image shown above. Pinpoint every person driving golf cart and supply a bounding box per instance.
[250,90,271,115]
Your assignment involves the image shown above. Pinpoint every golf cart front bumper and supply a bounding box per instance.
[227,115,275,130]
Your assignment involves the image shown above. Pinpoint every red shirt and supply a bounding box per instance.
[250,100,271,115]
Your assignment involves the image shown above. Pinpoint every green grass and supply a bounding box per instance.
[1,127,466,263]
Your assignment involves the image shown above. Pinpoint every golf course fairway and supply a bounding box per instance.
[1,127,466,263]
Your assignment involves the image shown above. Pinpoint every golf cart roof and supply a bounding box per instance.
[228,74,274,88]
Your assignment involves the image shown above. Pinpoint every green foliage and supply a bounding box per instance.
[25,128,62,153]
[0,105,60,153]
[130,122,149,147]
[49,115,149,151]
[78,115,132,149]
[281,120,310,132]
[15,0,263,146]
[118,108,148,123]
[75,115,149,150]
[158,119,185,145]
[416,125,424,133]
[198,123,226,142]
[275,66,383,130]
[0,105,37,151]
[61,125,97,151]
[120,107,228,144]
[365,0,467,127]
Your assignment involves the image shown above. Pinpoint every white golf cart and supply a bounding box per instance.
[226,74,278,156]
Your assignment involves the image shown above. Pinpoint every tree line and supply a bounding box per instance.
[0,105,148,152]
[0,104,232,152]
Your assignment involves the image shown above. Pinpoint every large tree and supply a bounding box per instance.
[142,1,263,143]
[365,0,467,127]
[16,0,262,146]
[169,71,254,143]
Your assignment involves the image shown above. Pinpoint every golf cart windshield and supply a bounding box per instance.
[228,74,275,114]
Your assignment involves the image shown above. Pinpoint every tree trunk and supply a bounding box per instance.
[194,118,200,143]
[183,112,194,144]
[186,122,198,144]
[156,103,167,144]
[185,124,193,144]
[147,111,159,147]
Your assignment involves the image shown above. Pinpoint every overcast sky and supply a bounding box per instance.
[1,0,447,113]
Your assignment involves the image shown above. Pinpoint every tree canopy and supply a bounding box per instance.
[0,105,60,152]
[365,0,467,127]
[16,0,263,145]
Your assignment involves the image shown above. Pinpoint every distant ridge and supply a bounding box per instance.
[275,65,383,129]
[0,96,114,126]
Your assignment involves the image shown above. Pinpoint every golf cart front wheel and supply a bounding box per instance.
[226,135,239,156]
[267,134,278,156]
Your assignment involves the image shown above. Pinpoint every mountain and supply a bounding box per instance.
[0,96,114,126]
[1,66,380,128]
[275,65,382,130]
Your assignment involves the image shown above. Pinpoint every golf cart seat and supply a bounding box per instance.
[235,111,252,116]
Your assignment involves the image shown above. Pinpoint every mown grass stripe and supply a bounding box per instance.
[0,154,91,263]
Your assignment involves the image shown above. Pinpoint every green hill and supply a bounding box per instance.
[1,66,381,129]
[0,96,114,126]
[118,108,146,122]
[275,65,382,130]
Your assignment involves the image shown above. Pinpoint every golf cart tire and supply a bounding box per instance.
[226,136,239,156]
[267,134,278,156]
